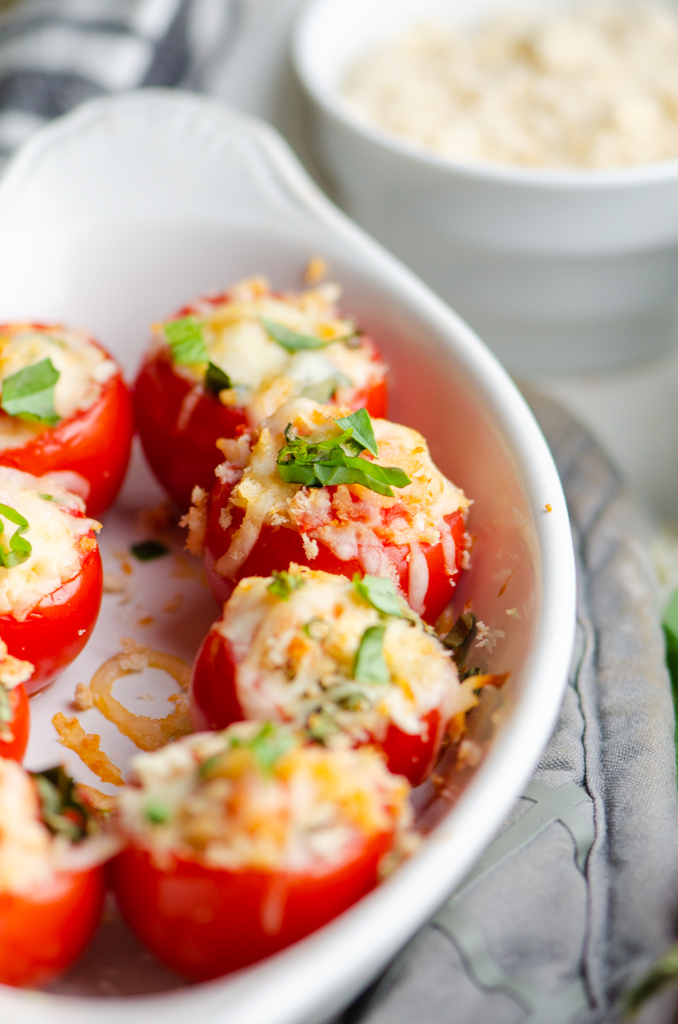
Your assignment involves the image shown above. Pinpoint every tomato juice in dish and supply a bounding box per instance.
[113,723,412,980]
[0,759,113,988]
[190,566,477,785]
[188,399,469,624]
[134,276,388,508]
[0,323,133,516]
[0,466,103,692]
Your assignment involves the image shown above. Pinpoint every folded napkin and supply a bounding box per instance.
[338,393,678,1024]
[1,5,677,1022]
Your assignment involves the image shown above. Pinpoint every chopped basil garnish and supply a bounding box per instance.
[31,766,93,841]
[353,573,408,619]
[164,317,208,364]
[130,540,170,562]
[204,361,232,396]
[260,318,328,352]
[353,624,390,684]
[145,800,171,825]
[301,371,352,404]
[0,503,31,569]
[276,409,411,498]
[229,722,296,775]
[306,709,342,743]
[38,492,59,503]
[1,358,60,425]
[334,408,378,457]
[267,569,304,601]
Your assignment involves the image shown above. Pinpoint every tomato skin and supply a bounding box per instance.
[134,339,388,510]
[0,865,105,988]
[0,684,29,762]
[134,352,249,510]
[0,545,103,694]
[191,627,444,786]
[204,480,466,625]
[0,356,133,517]
[113,829,393,980]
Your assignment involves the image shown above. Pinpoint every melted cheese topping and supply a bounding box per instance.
[0,466,100,620]
[156,276,386,426]
[0,324,118,449]
[0,759,118,894]
[118,725,411,872]
[0,759,54,893]
[0,639,33,689]
[210,398,469,614]
[218,567,475,738]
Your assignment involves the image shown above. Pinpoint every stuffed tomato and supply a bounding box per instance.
[0,760,113,988]
[0,323,133,516]
[187,399,470,625]
[0,641,32,762]
[134,276,388,508]
[190,566,478,786]
[0,466,103,693]
[113,723,411,980]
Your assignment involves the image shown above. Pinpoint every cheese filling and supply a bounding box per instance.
[118,725,411,872]
[0,760,116,894]
[207,398,469,613]
[156,276,386,426]
[0,466,101,620]
[0,324,118,449]
[218,567,476,739]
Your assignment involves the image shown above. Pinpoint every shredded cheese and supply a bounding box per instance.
[118,726,411,872]
[0,467,100,620]
[0,323,117,445]
[155,276,386,426]
[207,398,468,613]
[218,567,476,739]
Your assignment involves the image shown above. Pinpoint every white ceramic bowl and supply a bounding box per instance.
[293,0,678,375]
[0,90,574,1024]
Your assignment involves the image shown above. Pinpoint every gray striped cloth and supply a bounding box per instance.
[1,5,677,1022]
[0,0,239,167]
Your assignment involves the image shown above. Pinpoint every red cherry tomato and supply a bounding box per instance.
[0,683,29,762]
[0,543,103,694]
[113,829,393,980]
[134,315,387,509]
[0,865,105,987]
[204,478,467,626]
[191,626,448,786]
[0,327,133,517]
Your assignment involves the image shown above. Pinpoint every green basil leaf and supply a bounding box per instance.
[38,493,59,503]
[130,540,170,562]
[1,358,60,425]
[334,408,379,457]
[302,371,352,404]
[204,362,232,396]
[276,423,411,497]
[267,569,305,600]
[230,722,296,774]
[353,624,390,684]
[260,318,328,352]
[0,503,32,569]
[145,800,171,825]
[306,709,342,744]
[30,766,94,841]
[164,317,208,364]
[353,573,408,618]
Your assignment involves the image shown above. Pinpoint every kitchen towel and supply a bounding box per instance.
[1,4,677,1021]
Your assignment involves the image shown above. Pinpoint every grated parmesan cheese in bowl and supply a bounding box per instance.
[343,2,678,169]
